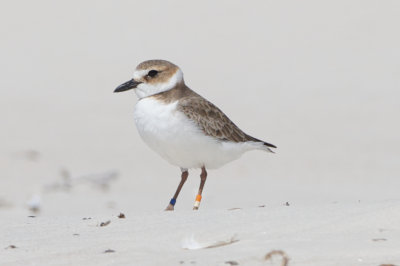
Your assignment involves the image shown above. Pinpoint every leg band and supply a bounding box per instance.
[170,198,176,206]
[194,194,202,208]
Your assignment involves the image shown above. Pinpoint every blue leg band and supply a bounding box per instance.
[170,198,176,206]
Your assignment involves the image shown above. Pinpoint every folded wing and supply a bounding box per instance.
[178,95,276,151]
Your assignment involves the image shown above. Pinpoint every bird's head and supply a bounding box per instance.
[114,60,184,98]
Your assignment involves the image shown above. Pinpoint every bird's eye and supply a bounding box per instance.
[147,70,158,77]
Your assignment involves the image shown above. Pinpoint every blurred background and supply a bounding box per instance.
[1,0,399,215]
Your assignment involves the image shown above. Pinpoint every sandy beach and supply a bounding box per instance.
[1,1,399,265]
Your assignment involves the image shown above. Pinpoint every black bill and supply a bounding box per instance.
[114,79,141,93]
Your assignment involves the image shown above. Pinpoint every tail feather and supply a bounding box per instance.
[264,142,276,153]
[263,141,277,149]
[248,140,276,153]
[244,134,276,153]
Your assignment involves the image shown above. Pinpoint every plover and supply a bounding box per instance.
[114,60,276,210]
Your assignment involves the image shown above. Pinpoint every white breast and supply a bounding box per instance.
[133,98,258,169]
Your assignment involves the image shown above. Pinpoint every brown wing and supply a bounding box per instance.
[178,95,276,149]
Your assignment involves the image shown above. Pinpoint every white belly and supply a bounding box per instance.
[133,98,253,169]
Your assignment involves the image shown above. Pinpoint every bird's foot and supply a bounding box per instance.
[165,204,174,211]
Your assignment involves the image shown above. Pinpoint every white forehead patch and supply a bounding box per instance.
[133,70,148,80]
[134,69,183,99]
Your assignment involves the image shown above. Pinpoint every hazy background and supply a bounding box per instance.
[1,0,399,214]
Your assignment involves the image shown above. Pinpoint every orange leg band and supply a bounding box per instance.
[194,194,202,208]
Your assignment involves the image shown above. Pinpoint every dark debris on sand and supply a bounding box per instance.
[100,220,111,227]
[104,249,115,253]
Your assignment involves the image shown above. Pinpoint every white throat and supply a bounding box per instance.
[134,69,183,99]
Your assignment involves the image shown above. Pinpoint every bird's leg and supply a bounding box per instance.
[193,166,207,210]
[165,169,188,211]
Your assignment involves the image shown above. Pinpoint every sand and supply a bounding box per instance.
[1,1,400,265]
[1,201,399,265]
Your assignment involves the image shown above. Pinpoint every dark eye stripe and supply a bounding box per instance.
[147,70,158,77]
